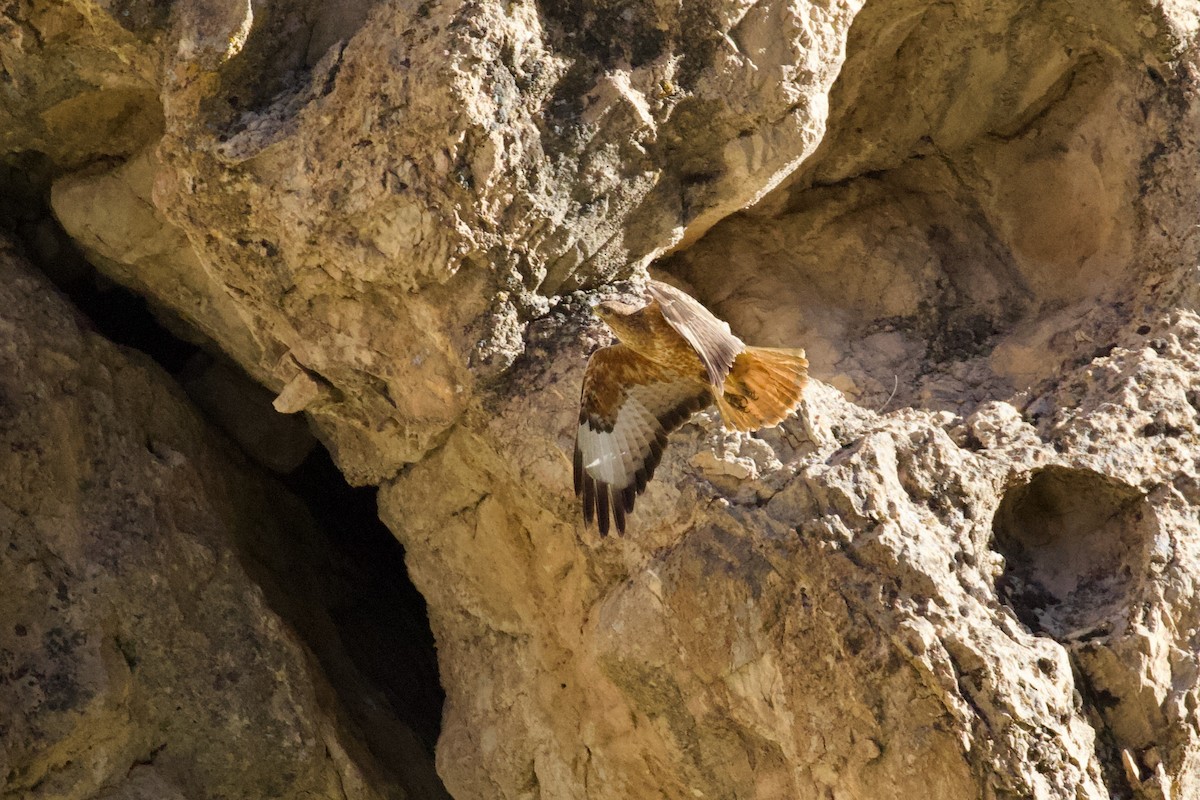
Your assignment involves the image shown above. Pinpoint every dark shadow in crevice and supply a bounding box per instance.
[284,447,445,753]
[991,465,1159,798]
[0,152,197,372]
[1069,657,1137,800]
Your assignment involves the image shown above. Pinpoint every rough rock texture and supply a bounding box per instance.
[0,243,443,799]
[6,0,1200,798]
[39,0,862,482]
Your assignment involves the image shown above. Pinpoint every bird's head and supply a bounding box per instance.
[593,297,650,346]
[594,299,639,323]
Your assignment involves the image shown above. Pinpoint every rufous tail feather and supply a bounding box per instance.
[714,347,809,432]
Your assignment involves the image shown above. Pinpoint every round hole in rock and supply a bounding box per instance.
[992,466,1152,640]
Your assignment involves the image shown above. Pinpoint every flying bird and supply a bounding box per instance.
[574,280,809,535]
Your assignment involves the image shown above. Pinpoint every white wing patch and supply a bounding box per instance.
[578,394,656,487]
[575,373,710,536]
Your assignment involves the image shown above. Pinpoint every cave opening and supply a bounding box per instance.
[991,466,1151,640]
[0,158,447,790]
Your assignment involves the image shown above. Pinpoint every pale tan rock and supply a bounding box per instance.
[271,365,327,415]
[29,0,864,481]
[50,149,264,362]
[371,1,1200,796]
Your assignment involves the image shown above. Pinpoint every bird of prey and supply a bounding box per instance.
[574,280,809,535]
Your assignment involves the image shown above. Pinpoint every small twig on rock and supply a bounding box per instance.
[874,375,899,415]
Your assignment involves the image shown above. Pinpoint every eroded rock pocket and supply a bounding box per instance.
[992,466,1152,640]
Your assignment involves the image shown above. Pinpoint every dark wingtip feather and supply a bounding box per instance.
[582,476,595,527]
[622,484,636,513]
[597,486,610,537]
[641,433,667,483]
[613,493,626,534]
[573,444,583,496]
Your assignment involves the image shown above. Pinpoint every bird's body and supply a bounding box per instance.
[575,280,809,535]
[595,298,709,382]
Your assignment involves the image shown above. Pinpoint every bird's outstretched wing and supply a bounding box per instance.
[575,344,710,536]
[647,280,745,387]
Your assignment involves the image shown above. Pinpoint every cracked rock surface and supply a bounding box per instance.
[5,0,1200,798]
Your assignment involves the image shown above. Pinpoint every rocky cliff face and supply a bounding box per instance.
[0,242,445,799]
[4,0,1200,798]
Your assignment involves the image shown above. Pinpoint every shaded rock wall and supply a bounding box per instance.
[669,0,1190,409]
[4,0,1200,798]
[0,242,444,798]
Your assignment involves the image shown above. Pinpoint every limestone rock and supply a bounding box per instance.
[50,150,265,363]
[371,1,1200,796]
[0,0,165,170]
